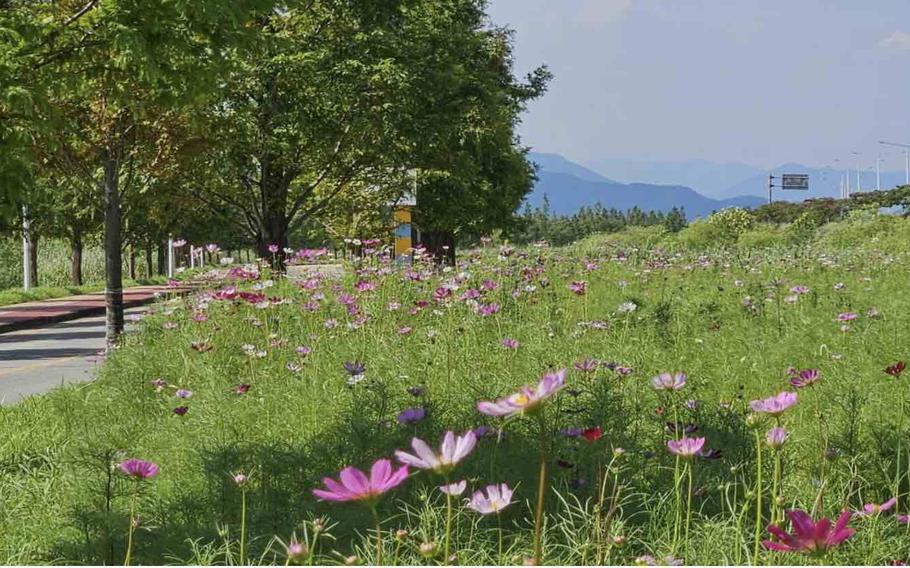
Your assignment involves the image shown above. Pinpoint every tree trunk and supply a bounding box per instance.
[103,152,124,344]
[70,227,83,286]
[157,242,166,275]
[27,232,39,286]
[145,241,153,279]
[422,229,456,266]
[128,245,137,280]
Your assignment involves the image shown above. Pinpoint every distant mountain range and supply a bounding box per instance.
[527,152,765,218]
[582,157,762,197]
[526,152,908,218]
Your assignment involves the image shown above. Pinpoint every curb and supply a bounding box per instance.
[0,287,194,335]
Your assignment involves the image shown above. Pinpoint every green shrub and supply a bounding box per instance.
[736,225,789,249]
[572,225,668,255]
[814,209,910,252]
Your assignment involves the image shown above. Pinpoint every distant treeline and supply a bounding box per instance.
[510,196,687,245]
[507,185,910,247]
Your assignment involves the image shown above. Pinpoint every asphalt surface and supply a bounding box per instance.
[0,307,144,405]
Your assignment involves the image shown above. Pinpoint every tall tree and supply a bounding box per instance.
[28,0,275,342]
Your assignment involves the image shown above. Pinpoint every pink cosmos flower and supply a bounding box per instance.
[439,480,467,496]
[574,358,598,373]
[395,431,477,474]
[119,459,160,480]
[467,483,514,515]
[854,498,897,517]
[476,303,501,316]
[568,281,587,296]
[651,372,687,391]
[763,509,854,554]
[766,427,788,449]
[836,312,858,322]
[667,437,706,458]
[477,369,567,418]
[501,338,520,350]
[268,244,280,254]
[750,391,798,416]
[312,459,409,504]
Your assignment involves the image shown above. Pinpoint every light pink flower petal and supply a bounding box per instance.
[395,450,430,470]
[439,431,456,461]
[411,438,440,467]
[339,466,370,496]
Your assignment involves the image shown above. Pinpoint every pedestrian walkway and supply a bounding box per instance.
[0,285,186,334]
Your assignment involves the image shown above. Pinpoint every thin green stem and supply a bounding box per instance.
[239,487,247,565]
[497,513,503,565]
[753,432,763,565]
[372,506,382,565]
[533,417,548,564]
[444,479,454,565]
[123,484,139,566]
[685,462,693,563]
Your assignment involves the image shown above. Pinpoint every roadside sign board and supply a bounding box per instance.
[780,174,809,190]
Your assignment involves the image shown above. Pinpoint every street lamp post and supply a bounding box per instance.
[879,141,910,186]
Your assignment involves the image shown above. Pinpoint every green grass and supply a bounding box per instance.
[1,221,910,565]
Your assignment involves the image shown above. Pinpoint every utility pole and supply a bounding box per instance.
[768,174,774,205]
[879,141,910,186]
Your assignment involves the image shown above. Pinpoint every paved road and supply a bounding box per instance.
[0,307,144,405]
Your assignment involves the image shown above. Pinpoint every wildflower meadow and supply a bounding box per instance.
[2,236,910,566]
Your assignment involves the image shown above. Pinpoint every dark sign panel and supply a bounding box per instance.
[781,174,809,190]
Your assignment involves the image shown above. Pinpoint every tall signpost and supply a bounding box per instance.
[768,173,809,204]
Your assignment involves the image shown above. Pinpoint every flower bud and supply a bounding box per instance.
[419,542,438,558]
[745,413,763,429]
[395,529,409,541]
[343,555,360,566]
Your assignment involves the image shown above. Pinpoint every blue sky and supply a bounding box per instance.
[487,0,910,170]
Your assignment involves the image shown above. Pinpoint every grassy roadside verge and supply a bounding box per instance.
[0,276,169,307]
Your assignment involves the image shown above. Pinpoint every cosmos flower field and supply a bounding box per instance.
[2,236,910,565]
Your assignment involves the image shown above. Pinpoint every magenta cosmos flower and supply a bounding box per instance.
[764,509,854,555]
[395,431,477,474]
[477,369,566,418]
[568,281,587,296]
[854,498,897,517]
[312,459,408,504]
[500,338,519,349]
[790,368,820,389]
[651,372,687,391]
[667,437,706,458]
[467,483,514,515]
[750,391,798,416]
[119,459,160,480]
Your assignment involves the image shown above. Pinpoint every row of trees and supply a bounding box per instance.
[752,185,910,224]
[0,0,549,341]
[510,196,687,246]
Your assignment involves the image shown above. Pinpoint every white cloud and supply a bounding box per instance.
[879,31,910,51]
